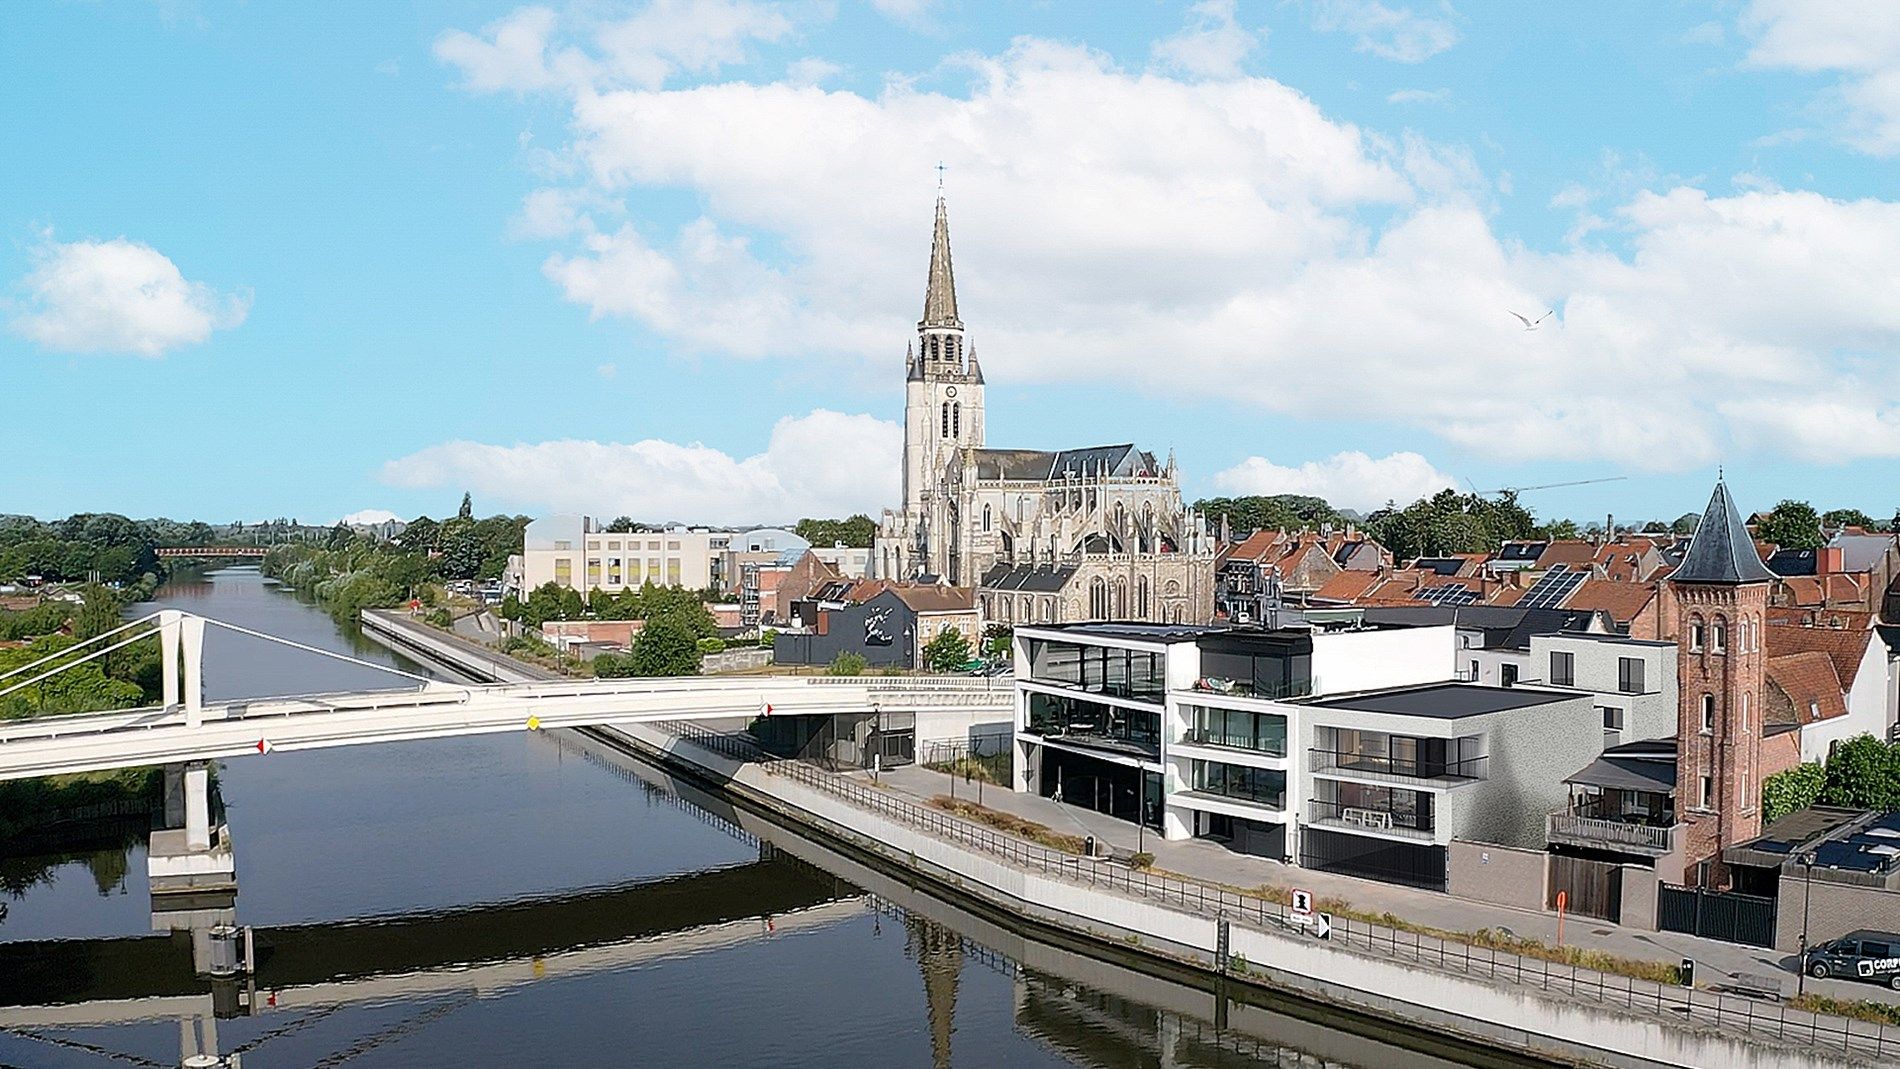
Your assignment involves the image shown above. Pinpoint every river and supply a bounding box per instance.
[0,569,1524,1068]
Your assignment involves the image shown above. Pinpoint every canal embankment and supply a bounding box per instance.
[362,607,1895,1069]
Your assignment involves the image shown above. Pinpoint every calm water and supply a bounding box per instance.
[0,569,1514,1068]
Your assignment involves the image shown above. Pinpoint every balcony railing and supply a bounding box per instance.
[1307,748,1488,784]
[1180,728,1287,758]
[1307,799,1434,841]
[1546,810,1679,856]
[1189,677,1314,701]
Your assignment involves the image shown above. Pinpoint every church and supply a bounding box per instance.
[873,197,1216,626]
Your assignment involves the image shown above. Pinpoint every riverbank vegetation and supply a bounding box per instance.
[0,585,158,720]
[0,513,169,598]
[264,501,527,621]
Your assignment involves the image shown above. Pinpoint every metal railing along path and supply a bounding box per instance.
[653,721,1900,1061]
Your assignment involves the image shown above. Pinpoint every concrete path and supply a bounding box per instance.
[872,762,1899,1007]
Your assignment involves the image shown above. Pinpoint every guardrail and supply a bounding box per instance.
[1547,811,1678,855]
[651,720,1900,1061]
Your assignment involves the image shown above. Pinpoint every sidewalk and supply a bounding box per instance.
[872,761,1897,1007]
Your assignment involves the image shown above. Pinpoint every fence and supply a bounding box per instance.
[1659,883,1779,949]
[651,721,1899,1061]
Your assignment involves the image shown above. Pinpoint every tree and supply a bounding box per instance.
[71,585,123,641]
[1364,489,1535,563]
[1823,508,1874,531]
[1641,520,1668,533]
[921,626,973,673]
[793,515,877,548]
[982,623,1013,659]
[436,520,483,580]
[1819,735,1900,811]
[1671,512,1700,535]
[1762,762,1826,823]
[1191,495,1340,535]
[398,516,440,553]
[1540,519,1581,540]
[627,616,702,676]
[605,516,638,533]
[1756,499,1823,550]
[457,493,474,521]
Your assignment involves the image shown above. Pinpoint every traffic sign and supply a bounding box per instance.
[255,739,272,755]
[1315,912,1332,940]
[1291,888,1314,920]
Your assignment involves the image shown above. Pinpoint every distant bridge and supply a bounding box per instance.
[156,546,271,559]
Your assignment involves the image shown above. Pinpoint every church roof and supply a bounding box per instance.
[980,563,1078,593]
[1671,478,1777,585]
[920,196,960,330]
[970,444,1157,481]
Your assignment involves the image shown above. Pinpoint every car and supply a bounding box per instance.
[1804,931,1900,989]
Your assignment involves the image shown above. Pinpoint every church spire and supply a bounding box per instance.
[920,196,961,331]
[1672,475,1776,584]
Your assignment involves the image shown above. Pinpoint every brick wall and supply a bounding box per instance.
[1775,874,1900,953]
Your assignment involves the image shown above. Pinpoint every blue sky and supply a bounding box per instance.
[5,1,1900,529]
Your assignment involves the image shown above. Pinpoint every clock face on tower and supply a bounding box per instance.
[945,386,957,398]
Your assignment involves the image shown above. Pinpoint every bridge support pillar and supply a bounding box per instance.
[164,764,186,827]
[181,615,206,728]
[159,610,182,708]
[184,764,212,852]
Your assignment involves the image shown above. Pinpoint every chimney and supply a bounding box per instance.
[1819,545,1844,575]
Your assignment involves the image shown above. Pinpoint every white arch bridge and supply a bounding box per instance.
[0,609,1011,782]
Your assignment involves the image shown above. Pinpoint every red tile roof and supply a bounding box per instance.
[1565,579,1657,624]
[1767,651,1848,723]
[1766,623,1875,692]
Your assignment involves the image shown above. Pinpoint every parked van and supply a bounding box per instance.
[1804,932,1900,989]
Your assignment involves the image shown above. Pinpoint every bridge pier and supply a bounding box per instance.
[156,610,206,726]
[150,761,235,896]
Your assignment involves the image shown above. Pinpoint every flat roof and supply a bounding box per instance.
[1021,622,1227,644]
[1540,632,1676,649]
[1306,682,1577,719]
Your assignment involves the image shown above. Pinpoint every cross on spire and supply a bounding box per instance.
[936,161,945,190]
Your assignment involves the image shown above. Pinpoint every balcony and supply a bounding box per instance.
[1308,748,1488,786]
[1189,677,1313,701]
[1180,727,1287,758]
[1546,809,1679,857]
[1306,798,1435,842]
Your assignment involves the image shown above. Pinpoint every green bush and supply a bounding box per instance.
[425,608,453,628]
[697,636,727,653]
[826,652,869,676]
[1763,762,1826,822]
[758,628,779,649]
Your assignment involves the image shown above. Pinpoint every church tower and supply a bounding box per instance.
[1666,476,1774,888]
[900,195,985,579]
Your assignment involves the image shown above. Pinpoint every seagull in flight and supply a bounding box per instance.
[1509,310,1554,331]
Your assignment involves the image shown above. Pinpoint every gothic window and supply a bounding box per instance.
[1113,579,1128,618]
[1041,597,1054,621]
[1089,577,1108,619]
[941,402,950,437]
[983,504,991,532]
[1137,576,1150,619]
[1700,694,1716,734]
[952,402,961,438]
[1020,595,1031,621]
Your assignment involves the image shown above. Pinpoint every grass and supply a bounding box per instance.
[1790,993,1900,1026]
[927,795,1088,854]
[922,754,1008,784]
[1149,867,1684,986]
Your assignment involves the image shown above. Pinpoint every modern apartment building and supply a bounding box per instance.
[1012,615,1602,891]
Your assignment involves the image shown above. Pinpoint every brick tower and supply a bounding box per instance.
[1665,477,1774,888]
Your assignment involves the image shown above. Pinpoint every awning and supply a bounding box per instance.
[1564,755,1676,793]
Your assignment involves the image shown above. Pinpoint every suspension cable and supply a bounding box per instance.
[0,612,163,685]
[201,617,456,688]
[0,625,164,701]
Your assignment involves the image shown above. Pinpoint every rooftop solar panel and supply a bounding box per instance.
[1518,564,1587,609]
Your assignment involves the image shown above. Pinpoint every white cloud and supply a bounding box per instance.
[1152,0,1261,79]
[1741,0,1900,155]
[380,410,901,524]
[339,509,403,526]
[1212,451,1455,511]
[1386,87,1449,105]
[871,0,935,31]
[440,18,1900,471]
[787,56,843,86]
[1307,0,1459,63]
[9,236,248,357]
[1682,20,1725,46]
[434,0,793,95]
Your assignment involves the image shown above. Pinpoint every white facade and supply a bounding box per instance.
[1798,637,1893,762]
[520,515,737,595]
[1525,633,1679,748]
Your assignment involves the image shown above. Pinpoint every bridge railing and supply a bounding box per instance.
[651,721,1899,1062]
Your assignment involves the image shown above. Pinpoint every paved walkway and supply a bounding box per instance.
[872,762,1898,1007]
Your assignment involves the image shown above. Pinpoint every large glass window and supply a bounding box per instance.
[1549,650,1574,687]
[1025,692,1159,755]
[1196,634,1313,699]
[1023,639,1165,701]
[1184,705,1287,756]
[1190,760,1285,809]
[1618,657,1645,694]
[1314,728,1484,780]
[1311,781,1434,834]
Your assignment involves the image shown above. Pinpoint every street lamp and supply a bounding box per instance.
[1797,850,1817,996]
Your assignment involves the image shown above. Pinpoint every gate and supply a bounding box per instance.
[1548,854,1622,921]
[1657,884,1777,947]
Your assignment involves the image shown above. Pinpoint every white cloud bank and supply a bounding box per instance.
[380,410,900,524]
[9,236,248,356]
[429,5,1900,475]
[1213,451,1455,511]
[1306,0,1459,64]
[1743,0,1900,155]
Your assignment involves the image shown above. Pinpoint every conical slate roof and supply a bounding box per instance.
[1672,478,1777,584]
[920,196,961,330]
